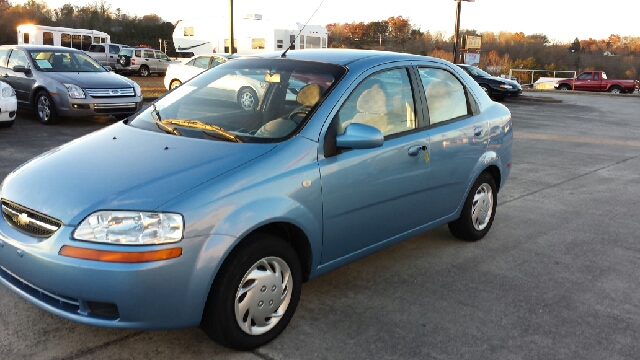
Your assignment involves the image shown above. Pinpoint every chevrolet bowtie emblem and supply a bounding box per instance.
[16,213,30,226]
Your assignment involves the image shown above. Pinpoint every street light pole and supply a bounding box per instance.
[453,0,474,64]
[453,0,462,64]
[228,0,234,54]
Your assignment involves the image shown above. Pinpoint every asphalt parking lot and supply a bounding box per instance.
[1,91,640,360]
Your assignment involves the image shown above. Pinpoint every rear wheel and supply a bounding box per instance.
[169,80,182,90]
[0,120,14,128]
[201,233,302,350]
[35,91,59,124]
[138,65,150,77]
[237,87,258,111]
[448,172,497,241]
[557,84,571,91]
[608,86,622,94]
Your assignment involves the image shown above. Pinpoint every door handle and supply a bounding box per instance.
[408,145,427,157]
[474,127,483,136]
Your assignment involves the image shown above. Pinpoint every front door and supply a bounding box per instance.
[3,49,36,107]
[319,67,431,264]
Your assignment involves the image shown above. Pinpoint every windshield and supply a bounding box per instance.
[461,65,492,78]
[29,50,106,72]
[129,58,346,142]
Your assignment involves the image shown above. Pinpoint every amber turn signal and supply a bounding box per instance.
[59,245,182,263]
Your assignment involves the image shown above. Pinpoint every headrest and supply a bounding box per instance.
[296,84,321,107]
[356,85,387,114]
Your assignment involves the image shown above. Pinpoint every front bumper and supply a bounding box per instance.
[51,94,143,117]
[0,214,222,330]
[0,97,17,122]
[492,86,522,97]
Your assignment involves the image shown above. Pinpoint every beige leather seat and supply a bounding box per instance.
[347,85,389,134]
[255,84,322,138]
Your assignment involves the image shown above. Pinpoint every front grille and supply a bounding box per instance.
[1,199,62,238]
[93,103,138,114]
[86,88,135,98]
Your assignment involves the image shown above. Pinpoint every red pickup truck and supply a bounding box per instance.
[554,71,639,94]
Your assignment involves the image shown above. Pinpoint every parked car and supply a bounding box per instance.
[0,81,17,128]
[0,45,143,124]
[164,53,233,90]
[554,71,639,93]
[165,54,308,110]
[0,49,512,351]
[116,47,180,77]
[86,43,129,69]
[456,64,522,99]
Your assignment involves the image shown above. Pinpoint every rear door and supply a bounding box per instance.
[143,49,156,72]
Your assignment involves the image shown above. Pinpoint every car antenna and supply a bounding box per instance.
[281,0,325,58]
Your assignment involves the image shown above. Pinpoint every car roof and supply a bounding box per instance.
[254,49,435,66]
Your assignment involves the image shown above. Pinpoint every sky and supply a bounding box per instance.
[21,0,640,43]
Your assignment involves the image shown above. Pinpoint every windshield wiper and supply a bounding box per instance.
[152,104,181,136]
[161,119,241,143]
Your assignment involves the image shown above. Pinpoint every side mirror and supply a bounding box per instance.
[336,123,384,149]
[13,65,32,75]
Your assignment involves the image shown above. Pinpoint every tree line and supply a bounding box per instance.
[1,1,638,82]
[0,0,175,53]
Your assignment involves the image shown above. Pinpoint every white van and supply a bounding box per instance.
[17,25,110,51]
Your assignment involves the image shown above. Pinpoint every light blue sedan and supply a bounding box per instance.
[0,49,512,350]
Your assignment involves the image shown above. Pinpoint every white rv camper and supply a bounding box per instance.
[17,25,110,51]
[172,14,327,56]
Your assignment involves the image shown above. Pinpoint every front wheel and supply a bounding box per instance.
[448,172,497,241]
[0,120,14,128]
[201,233,302,350]
[35,91,59,124]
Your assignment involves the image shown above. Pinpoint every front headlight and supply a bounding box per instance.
[1,86,15,98]
[134,83,142,97]
[73,211,184,245]
[64,83,86,99]
[499,84,513,89]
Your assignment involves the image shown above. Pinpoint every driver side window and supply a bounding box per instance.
[337,68,416,136]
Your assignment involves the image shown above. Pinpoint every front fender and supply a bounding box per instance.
[212,196,322,266]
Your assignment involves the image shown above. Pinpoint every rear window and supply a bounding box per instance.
[119,48,133,57]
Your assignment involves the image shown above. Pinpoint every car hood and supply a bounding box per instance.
[0,122,276,225]
[44,71,135,88]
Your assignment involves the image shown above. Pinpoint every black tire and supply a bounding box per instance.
[0,120,14,128]
[608,86,622,94]
[138,65,150,77]
[201,233,302,350]
[119,55,131,68]
[237,87,258,111]
[35,91,59,124]
[448,172,498,241]
[169,80,182,90]
[558,84,571,91]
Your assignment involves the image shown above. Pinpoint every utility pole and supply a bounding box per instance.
[228,0,234,54]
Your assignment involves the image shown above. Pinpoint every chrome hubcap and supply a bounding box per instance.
[37,96,50,121]
[235,257,292,335]
[240,92,255,110]
[471,183,493,231]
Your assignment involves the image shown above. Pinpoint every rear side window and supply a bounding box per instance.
[418,68,470,125]
[90,45,105,52]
